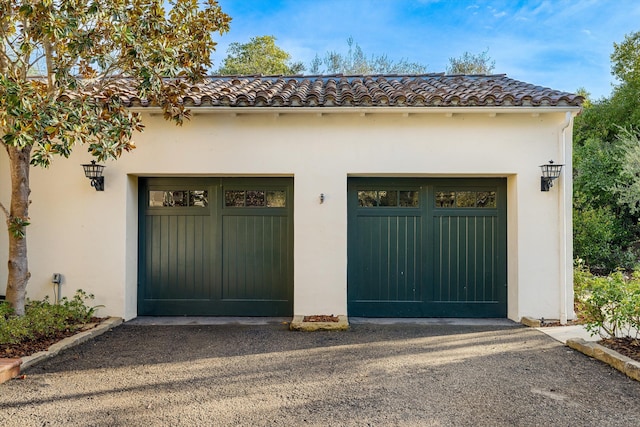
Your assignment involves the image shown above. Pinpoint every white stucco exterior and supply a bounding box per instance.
[0,107,579,321]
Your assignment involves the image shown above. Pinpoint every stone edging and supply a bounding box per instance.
[0,317,123,384]
[520,316,541,327]
[289,315,349,331]
[567,338,640,382]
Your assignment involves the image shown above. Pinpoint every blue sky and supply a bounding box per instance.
[210,0,640,100]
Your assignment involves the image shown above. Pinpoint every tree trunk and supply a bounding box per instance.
[5,145,32,316]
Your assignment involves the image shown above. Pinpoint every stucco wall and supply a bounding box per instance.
[0,109,576,321]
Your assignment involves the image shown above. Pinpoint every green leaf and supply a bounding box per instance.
[18,4,33,16]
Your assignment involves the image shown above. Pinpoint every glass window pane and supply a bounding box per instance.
[169,191,188,207]
[189,190,208,207]
[399,191,419,207]
[246,190,265,207]
[149,191,165,207]
[267,191,286,207]
[436,191,455,208]
[456,191,476,208]
[379,190,398,206]
[225,190,245,207]
[358,191,378,207]
[476,191,496,208]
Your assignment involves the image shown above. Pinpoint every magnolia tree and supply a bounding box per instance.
[0,0,231,315]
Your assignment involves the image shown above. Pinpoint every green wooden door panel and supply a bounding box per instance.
[222,214,290,301]
[351,215,422,302]
[348,178,506,318]
[144,214,211,300]
[433,215,498,303]
[138,177,293,316]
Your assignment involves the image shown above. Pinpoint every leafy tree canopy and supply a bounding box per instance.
[217,35,304,75]
[0,0,231,315]
[611,31,640,85]
[446,50,495,74]
[572,30,640,272]
[308,37,428,75]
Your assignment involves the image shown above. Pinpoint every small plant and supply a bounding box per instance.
[60,289,102,324]
[0,290,102,346]
[575,262,640,339]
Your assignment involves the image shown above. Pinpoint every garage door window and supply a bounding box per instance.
[357,190,419,207]
[435,191,496,208]
[149,190,208,207]
[224,190,286,208]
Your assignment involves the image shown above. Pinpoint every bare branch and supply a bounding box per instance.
[27,51,46,73]
[0,201,9,220]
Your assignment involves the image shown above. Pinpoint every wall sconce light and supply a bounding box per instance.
[540,160,563,192]
[82,160,105,191]
[320,193,325,204]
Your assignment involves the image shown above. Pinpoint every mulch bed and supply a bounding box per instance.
[539,319,582,327]
[0,318,104,359]
[1,329,80,358]
[302,315,340,323]
[600,337,640,363]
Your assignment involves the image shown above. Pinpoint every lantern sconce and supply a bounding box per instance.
[81,160,105,191]
[540,160,563,192]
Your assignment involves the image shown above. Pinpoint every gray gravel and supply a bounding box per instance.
[1,322,639,426]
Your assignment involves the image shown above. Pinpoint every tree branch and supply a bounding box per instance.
[0,202,9,220]
[44,37,55,91]
[28,51,47,74]
[0,34,16,73]
[19,16,29,79]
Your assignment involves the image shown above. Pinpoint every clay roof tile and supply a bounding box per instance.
[84,74,582,109]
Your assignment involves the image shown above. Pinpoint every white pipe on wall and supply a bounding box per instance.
[559,111,573,324]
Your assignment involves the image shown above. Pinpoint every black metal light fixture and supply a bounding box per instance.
[82,160,105,191]
[540,160,563,192]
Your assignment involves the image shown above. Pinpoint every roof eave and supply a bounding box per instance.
[132,106,582,115]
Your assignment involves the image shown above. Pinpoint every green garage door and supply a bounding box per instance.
[138,177,293,316]
[348,178,506,317]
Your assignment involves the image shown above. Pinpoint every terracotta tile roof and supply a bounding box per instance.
[114,74,584,108]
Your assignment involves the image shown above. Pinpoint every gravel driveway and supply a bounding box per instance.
[1,320,639,426]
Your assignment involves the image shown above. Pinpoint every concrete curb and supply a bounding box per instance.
[0,317,123,383]
[567,338,640,382]
[289,315,349,331]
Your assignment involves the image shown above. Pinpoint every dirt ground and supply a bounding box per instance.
[1,322,639,426]
[5,320,639,363]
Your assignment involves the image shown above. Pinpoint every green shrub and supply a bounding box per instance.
[60,289,100,324]
[0,290,101,345]
[621,274,640,333]
[573,195,638,273]
[575,264,640,338]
